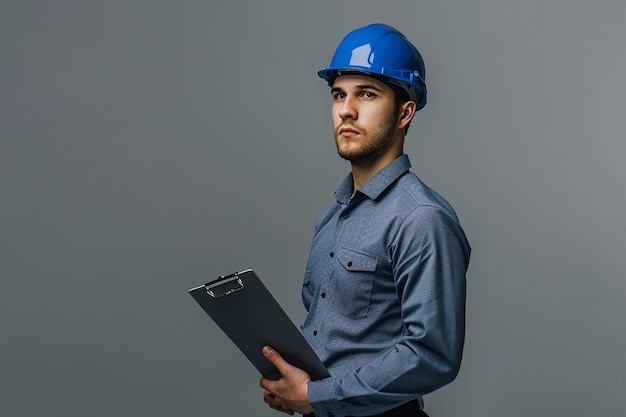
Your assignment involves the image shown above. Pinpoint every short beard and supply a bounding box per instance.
[335,104,400,163]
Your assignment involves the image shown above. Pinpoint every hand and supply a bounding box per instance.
[259,346,314,415]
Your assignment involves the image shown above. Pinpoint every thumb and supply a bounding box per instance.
[262,346,290,372]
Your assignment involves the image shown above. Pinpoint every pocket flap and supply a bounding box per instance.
[337,247,378,272]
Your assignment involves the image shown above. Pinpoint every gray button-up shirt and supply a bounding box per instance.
[302,154,471,417]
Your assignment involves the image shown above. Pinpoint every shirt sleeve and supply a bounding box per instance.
[307,205,470,417]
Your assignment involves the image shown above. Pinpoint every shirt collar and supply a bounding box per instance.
[335,154,412,204]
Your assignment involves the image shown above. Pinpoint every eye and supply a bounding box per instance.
[361,91,376,99]
[333,92,346,100]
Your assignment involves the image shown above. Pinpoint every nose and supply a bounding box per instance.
[338,97,357,121]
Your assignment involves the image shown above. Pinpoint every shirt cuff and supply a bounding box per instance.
[307,378,345,417]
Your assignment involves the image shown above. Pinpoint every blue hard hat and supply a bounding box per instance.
[318,23,427,110]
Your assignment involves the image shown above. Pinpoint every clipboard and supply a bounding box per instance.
[189,269,330,381]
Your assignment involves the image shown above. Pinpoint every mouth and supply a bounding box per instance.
[338,126,360,137]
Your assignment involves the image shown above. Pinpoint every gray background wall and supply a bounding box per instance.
[2,1,625,416]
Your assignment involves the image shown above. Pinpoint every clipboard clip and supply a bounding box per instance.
[205,273,245,298]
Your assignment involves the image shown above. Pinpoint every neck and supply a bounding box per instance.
[350,148,403,191]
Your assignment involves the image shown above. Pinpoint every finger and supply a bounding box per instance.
[268,402,295,416]
[259,376,270,390]
[264,390,294,415]
[262,346,290,373]
[270,404,294,415]
[263,389,272,403]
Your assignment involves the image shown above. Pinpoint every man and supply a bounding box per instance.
[260,23,471,417]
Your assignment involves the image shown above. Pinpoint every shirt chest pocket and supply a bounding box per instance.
[332,247,378,319]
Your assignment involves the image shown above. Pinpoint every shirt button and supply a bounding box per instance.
[313,330,318,336]
[329,252,334,257]
[321,292,326,298]
[347,261,353,267]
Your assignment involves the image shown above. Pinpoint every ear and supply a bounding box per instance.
[398,101,417,130]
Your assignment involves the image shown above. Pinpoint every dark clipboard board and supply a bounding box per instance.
[189,269,330,381]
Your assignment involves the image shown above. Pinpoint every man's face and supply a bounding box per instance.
[331,74,402,163]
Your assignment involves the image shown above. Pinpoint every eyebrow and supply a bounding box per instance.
[331,84,386,94]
